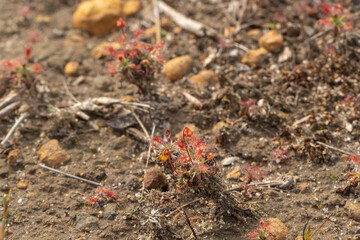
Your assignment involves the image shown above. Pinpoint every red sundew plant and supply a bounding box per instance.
[86,187,118,208]
[152,127,217,189]
[248,219,273,240]
[107,18,164,93]
[318,3,352,32]
[1,46,43,89]
[243,166,267,184]
[273,147,289,164]
[240,166,267,197]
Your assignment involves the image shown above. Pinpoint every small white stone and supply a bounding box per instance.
[345,121,353,132]
[221,157,240,166]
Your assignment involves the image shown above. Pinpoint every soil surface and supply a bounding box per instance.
[1,0,360,239]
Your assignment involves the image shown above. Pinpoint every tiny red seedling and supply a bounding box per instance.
[1,46,43,90]
[240,166,267,197]
[248,219,273,240]
[86,187,118,208]
[341,95,356,106]
[345,154,360,188]
[296,1,317,17]
[240,99,255,115]
[273,147,289,164]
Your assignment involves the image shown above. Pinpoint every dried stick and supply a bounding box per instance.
[166,198,201,217]
[233,42,249,52]
[302,29,331,45]
[80,97,152,109]
[292,114,312,128]
[227,176,294,192]
[0,101,20,119]
[130,109,150,140]
[1,112,29,145]
[153,0,161,44]
[237,0,248,28]
[182,209,198,240]
[0,92,18,109]
[40,164,102,187]
[141,124,156,197]
[316,141,355,156]
[158,1,218,38]
[62,78,80,103]
[118,101,152,109]
[146,124,156,168]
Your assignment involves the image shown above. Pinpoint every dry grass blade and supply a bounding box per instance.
[0,91,18,109]
[1,189,11,240]
[40,164,102,187]
[158,1,218,37]
[1,112,29,145]
[0,101,20,119]
[183,92,203,108]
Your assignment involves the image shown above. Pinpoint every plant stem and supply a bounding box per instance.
[309,215,331,239]
[40,164,102,187]
[1,189,12,240]
[182,135,194,165]
[165,147,178,174]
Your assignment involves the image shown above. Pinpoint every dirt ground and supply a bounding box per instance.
[1,0,360,239]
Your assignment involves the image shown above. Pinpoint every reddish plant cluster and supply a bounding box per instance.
[323,44,337,59]
[273,12,287,23]
[341,95,356,105]
[107,18,164,92]
[86,187,118,207]
[152,127,217,189]
[318,3,352,32]
[18,5,31,20]
[241,166,267,197]
[296,1,317,17]
[346,154,360,188]
[244,166,267,184]
[1,46,43,89]
[240,99,256,115]
[273,147,289,164]
[248,219,273,240]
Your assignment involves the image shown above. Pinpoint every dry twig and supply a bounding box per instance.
[166,198,201,217]
[158,1,218,38]
[130,109,150,141]
[227,176,294,192]
[182,209,198,239]
[141,124,156,197]
[1,112,29,145]
[153,0,161,44]
[0,91,18,109]
[0,101,20,119]
[316,141,356,157]
[62,78,80,104]
[40,164,102,187]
